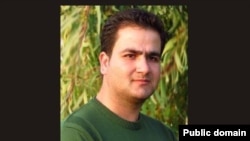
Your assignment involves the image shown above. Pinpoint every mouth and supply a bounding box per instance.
[133,79,150,85]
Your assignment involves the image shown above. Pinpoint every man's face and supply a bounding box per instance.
[100,26,161,103]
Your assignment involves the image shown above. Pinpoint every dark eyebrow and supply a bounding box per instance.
[121,48,143,54]
[121,48,161,57]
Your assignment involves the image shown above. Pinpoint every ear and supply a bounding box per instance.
[99,52,110,75]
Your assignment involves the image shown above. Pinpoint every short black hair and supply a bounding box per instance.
[100,8,168,56]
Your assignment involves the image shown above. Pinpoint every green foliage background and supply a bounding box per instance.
[60,5,188,139]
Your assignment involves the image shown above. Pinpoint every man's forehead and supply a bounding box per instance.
[113,26,161,53]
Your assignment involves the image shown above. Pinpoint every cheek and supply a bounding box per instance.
[109,60,131,77]
[151,65,161,79]
[111,57,135,71]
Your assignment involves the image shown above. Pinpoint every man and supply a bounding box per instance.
[61,8,177,141]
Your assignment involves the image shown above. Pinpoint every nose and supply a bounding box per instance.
[136,56,150,74]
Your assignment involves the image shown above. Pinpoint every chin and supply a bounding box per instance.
[132,93,152,103]
[135,89,153,98]
[129,97,147,105]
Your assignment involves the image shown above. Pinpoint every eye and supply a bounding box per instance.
[124,54,136,59]
[149,56,160,62]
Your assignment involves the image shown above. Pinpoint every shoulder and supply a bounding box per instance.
[61,118,100,141]
[61,100,102,141]
[62,99,97,124]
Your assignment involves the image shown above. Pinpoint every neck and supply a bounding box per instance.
[96,85,142,122]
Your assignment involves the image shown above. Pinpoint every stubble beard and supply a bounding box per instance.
[118,83,156,107]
